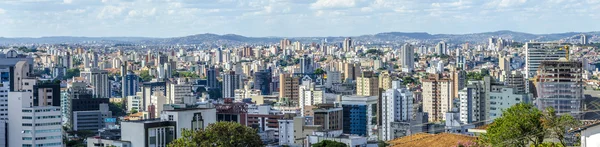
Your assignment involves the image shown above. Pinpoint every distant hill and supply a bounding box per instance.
[1,31,599,45]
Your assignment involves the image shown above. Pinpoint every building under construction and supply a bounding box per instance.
[534,60,583,119]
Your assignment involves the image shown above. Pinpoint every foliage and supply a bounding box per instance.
[366,49,383,55]
[378,140,389,147]
[207,88,222,100]
[314,68,325,75]
[466,71,488,81]
[108,102,126,117]
[293,58,300,64]
[541,107,580,146]
[174,71,200,78]
[532,142,564,147]
[130,109,138,114]
[139,70,152,82]
[312,140,347,147]
[401,76,418,85]
[168,122,263,147]
[17,46,38,52]
[481,103,545,147]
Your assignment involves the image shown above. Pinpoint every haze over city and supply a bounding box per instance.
[0,0,599,37]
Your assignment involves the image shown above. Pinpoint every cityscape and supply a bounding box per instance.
[2,0,600,147]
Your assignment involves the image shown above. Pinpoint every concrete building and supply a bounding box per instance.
[247,105,284,141]
[0,51,35,121]
[459,81,486,124]
[488,84,529,120]
[81,68,110,98]
[72,103,112,131]
[86,138,131,147]
[306,131,368,147]
[141,81,166,111]
[127,93,142,113]
[278,119,295,146]
[504,71,527,95]
[401,43,415,72]
[8,91,62,147]
[207,66,218,89]
[312,104,343,131]
[356,72,379,96]
[451,70,467,99]
[122,71,139,97]
[341,95,378,139]
[279,73,300,105]
[381,81,413,141]
[160,108,217,138]
[325,70,342,88]
[422,74,454,122]
[254,69,272,95]
[222,71,242,98]
[378,71,392,90]
[166,80,195,105]
[525,42,569,78]
[120,120,176,147]
[300,54,313,74]
[299,81,324,116]
[534,60,583,118]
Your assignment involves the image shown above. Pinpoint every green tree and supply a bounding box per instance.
[377,140,389,147]
[313,140,347,147]
[108,102,126,117]
[314,68,325,75]
[64,68,80,79]
[168,122,263,147]
[481,103,545,147]
[542,107,580,146]
[139,70,152,82]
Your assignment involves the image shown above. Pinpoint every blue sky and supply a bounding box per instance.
[0,0,598,37]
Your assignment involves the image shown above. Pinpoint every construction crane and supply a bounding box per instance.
[559,45,570,60]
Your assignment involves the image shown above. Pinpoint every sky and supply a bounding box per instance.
[0,0,598,38]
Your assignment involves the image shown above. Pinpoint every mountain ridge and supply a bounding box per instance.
[1,30,597,45]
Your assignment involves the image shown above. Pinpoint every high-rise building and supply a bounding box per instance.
[356,72,379,96]
[343,62,361,82]
[166,80,195,105]
[80,68,110,98]
[422,74,453,122]
[300,55,313,74]
[581,34,588,45]
[312,104,343,131]
[381,81,413,141]
[222,71,242,98]
[341,95,378,138]
[378,71,392,90]
[343,37,352,52]
[141,81,166,111]
[207,66,218,89]
[505,71,526,94]
[525,42,569,78]
[451,70,467,99]
[0,54,33,121]
[279,74,300,105]
[254,69,272,95]
[299,82,324,116]
[325,70,342,88]
[401,43,415,72]
[280,38,292,50]
[435,41,447,55]
[534,60,583,118]
[8,91,63,147]
[458,81,486,124]
[122,71,139,97]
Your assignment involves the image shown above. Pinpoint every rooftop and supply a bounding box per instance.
[389,133,478,147]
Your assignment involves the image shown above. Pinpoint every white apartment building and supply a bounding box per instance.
[381,81,413,141]
[299,81,324,116]
[8,91,62,147]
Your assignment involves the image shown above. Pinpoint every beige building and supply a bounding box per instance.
[422,74,454,122]
[279,73,300,105]
[451,70,466,99]
[356,72,379,96]
[378,71,392,90]
[343,62,361,82]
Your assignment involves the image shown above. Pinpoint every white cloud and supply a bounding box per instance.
[487,0,527,8]
[311,0,356,9]
[97,5,124,19]
[0,8,5,15]
[63,0,72,4]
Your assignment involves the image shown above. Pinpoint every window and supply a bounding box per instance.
[22,137,32,140]
[22,110,32,113]
[24,82,29,85]
[22,123,32,126]
[168,115,173,121]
